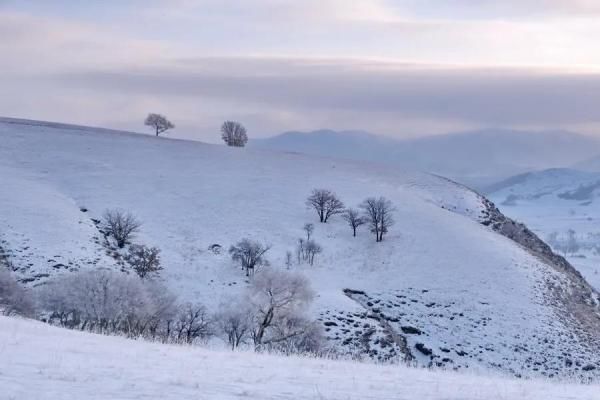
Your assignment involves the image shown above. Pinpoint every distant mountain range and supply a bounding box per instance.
[251,129,600,189]
[484,168,600,199]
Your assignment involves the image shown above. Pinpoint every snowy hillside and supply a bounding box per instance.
[487,168,600,290]
[1,118,600,379]
[2,316,600,400]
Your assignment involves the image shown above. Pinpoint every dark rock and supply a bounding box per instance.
[415,343,432,356]
[401,326,422,335]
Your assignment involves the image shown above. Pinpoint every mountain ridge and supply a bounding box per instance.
[252,128,600,189]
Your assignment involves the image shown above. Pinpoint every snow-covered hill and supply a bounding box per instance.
[487,168,600,290]
[1,118,599,379]
[2,316,599,400]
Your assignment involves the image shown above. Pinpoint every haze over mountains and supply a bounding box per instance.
[252,129,600,189]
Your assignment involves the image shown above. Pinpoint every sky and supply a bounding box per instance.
[1,0,600,141]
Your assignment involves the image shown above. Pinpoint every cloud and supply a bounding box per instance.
[0,5,600,140]
[52,58,600,129]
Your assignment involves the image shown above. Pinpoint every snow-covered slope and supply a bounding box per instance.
[2,316,599,400]
[487,168,600,290]
[1,118,599,379]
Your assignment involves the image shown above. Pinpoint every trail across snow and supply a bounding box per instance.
[1,316,599,400]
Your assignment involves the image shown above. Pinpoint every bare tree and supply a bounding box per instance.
[143,281,178,341]
[304,240,322,266]
[221,121,248,147]
[303,223,314,241]
[247,269,314,349]
[217,301,253,350]
[144,113,175,136]
[125,245,163,279]
[102,209,141,248]
[0,268,34,317]
[342,208,366,237]
[296,239,305,264]
[173,303,212,344]
[229,239,271,276]
[360,197,395,242]
[285,251,293,270]
[306,189,345,223]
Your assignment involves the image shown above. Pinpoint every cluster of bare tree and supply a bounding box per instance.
[546,230,581,256]
[359,197,395,242]
[306,189,395,242]
[296,239,322,266]
[101,209,164,280]
[144,114,251,148]
[294,224,323,266]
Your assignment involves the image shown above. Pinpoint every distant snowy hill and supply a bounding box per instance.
[484,168,600,201]
[487,168,600,290]
[3,316,599,400]
[252,129,600,189]
[1,117,599,379]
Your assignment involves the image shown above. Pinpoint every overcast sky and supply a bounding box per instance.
[1,0,600,141]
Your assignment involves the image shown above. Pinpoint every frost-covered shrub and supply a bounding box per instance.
[221,120,248,147]
[247,269,321,351]
[37,269,177,338]
[217,300,254,350]
[0,268,35,317]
